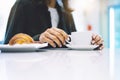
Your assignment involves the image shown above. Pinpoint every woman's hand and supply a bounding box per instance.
[39,27,69,47]
[91,34,104,50]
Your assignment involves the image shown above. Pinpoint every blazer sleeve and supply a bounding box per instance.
[4,1,29,44]
[4,1,25,44]
[4,0,49,43]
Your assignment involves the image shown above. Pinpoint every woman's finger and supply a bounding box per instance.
[47,28,66,45]
[40,33,56,47]
[53,27,69,40]
[46,31,62,47]
[92,35,101,45]
[40,28,65,47]
[96,39,104,45]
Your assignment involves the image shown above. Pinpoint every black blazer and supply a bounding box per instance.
[4,0,76,44]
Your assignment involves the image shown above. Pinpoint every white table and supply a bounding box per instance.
[0,48,116,80]
[115,49,120,80]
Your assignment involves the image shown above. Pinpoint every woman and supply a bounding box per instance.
[4,0,104,49]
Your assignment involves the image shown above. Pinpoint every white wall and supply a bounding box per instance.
[70,0,100,33]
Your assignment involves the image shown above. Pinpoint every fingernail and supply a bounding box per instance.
[66,38,69,42]
[60,45,62,47]
[53,45,56,48]
[100,47,103,50]
[91,41,95,44]
[66,37,71,42]
[64,42,66,45]
[93,35,95,39]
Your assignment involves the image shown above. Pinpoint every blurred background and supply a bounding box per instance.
[0,0,120,48]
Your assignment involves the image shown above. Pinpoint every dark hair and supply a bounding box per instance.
[32,0,73,12]
[62,0,73,12]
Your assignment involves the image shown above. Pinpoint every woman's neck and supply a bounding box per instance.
[48,0,56,8]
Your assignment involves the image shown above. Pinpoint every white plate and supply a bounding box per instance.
[0,43,48,52]
[66,44,98,50]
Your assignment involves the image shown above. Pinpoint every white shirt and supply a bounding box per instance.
[48,7,59,27]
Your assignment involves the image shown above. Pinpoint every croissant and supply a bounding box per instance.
[9,33,34,45]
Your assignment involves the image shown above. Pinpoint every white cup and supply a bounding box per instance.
[70,31,93,45]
